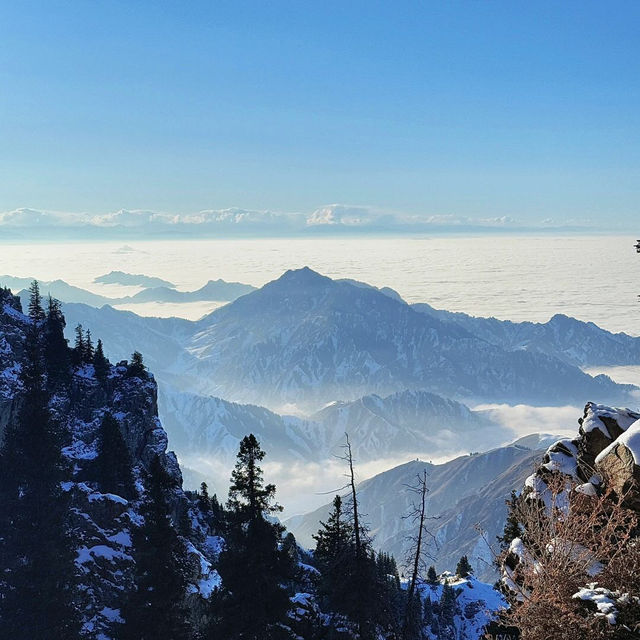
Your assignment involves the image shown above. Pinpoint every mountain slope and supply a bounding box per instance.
[309,389,509,461]
[286,436,555,581]
[184,268,633,411]
[413,303,640,367]
[158,387,512,481]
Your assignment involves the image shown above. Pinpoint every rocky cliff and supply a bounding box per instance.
[0,289,220,639]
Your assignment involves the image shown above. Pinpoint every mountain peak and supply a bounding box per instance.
[276,266,331,285]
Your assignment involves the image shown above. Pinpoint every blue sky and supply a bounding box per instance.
[1,1,639,231]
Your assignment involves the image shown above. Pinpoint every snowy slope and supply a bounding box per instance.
[287,437,551,582]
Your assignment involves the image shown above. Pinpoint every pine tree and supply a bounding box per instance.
[93,338,110,383]
[439,582,457,633]
[127,350,147,379]
[313,495,358,615]
[85,329,94,362]
[198,481,210,511]
[121,456,192,640]
[0,320,80,639]
[210,492,224,533]
[95,412,135,500]
[72,323,85,366]
[455,555,472,578]
[423,595,433,626]
[403,588,423,640]
[497,490,523,550]
[28,279,45,324]
[374,551,403,638]
[213,434,293,639]
[426,565,438,585]
[44,296,70,389]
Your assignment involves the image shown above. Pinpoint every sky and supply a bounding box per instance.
[1,1,639,233]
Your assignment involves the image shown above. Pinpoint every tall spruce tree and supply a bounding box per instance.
[27,280,45,324]
[44,296,70,389]
[312,495,356,611]
[120,456,192,640]
[213,434,293,639]
[85,329,94,362]
[0,318,80,639]
[95,412,135,500]
[438,582,457,636]
[93,338,109,383]
[72,324,85,366]
[497,490,523,550]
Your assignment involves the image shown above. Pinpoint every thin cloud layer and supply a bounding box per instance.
[0,205,598,239]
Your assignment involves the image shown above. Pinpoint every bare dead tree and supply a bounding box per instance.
[335,433,368,638]
[344,434,363,563]
[402,468,436,640]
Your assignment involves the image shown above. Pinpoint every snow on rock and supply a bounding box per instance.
[580,403,639,438]
[572,584,622,625]
[596,419,640,466]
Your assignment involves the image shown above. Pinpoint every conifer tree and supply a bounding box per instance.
[127,350,147,379]
[44,296,70,389]
[96,412,135,500]
[210,492,224,533]
[497,490,523,550]
[198,481,210,511]
[85,329,94,362]
[121,456,192,640]
[426,566,438,585]
[423,595,433,626]
[374,551,403,638]
[28,279,45,324]
[313,495,356,611]
[438,582,457,634]
[93,338,109,383]
[72,323,85,366]
[455,555,472,578]
[0,319,80,639]
[403,589,424,640]
[213,434,293,639]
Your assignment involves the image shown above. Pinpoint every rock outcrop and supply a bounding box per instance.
[0,293,220,639]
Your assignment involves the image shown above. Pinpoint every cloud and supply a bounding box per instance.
[472,403,582,441]
[306,204,388,227]
[0,205,601,239]
[421,214,518,227]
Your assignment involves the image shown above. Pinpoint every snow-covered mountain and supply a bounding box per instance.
[308,389,508,461]
[158,387,512,481]
[183,268,634,411]
[413,303,640,367]
[57,269,637,415]
[286,434,557,581]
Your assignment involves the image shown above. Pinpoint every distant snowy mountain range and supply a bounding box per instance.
[0,274,256,308]
[58,267,636,412]
[158,387,510,470]
[45,267,637,475]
